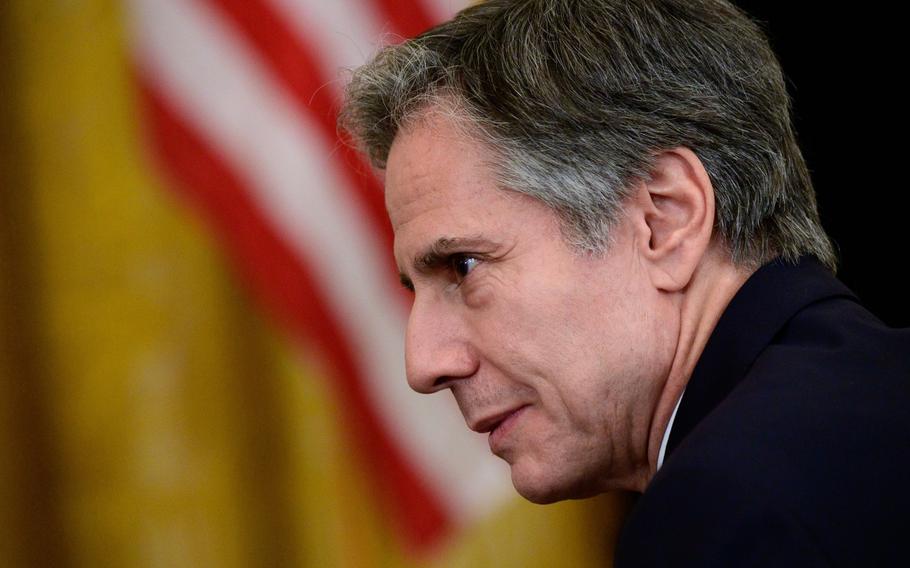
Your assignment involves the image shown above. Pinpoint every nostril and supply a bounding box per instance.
[432,375,450,390]
[430,374,458,392]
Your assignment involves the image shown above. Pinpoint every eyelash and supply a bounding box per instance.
[400,252,485,293]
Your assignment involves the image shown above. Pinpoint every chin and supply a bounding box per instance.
[514,481,562,504]
[510,461,598,504]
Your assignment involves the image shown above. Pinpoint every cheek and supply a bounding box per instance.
[546,286,670,415]
[478,284,610,402]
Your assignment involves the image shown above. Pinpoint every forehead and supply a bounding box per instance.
[384,109,554,262]
[385,110,495,228]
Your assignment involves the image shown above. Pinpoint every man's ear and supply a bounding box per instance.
[627,147,715,292]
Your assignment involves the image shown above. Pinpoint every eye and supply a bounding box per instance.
[451,254,480,283]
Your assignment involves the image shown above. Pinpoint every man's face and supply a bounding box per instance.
[385,109,677,501]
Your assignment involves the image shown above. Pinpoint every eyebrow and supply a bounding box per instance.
[398,235,497,289]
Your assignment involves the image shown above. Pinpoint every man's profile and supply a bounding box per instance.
[339,0,910,564]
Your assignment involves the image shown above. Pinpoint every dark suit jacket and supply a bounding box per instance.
[616,255,910,567]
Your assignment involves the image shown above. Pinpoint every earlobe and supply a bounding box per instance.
[631,147,715,292]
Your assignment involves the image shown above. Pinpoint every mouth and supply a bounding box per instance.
[469,405,527,434]
[475,405,530,452]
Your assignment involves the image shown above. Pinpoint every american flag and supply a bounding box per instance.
[125,0,513,553]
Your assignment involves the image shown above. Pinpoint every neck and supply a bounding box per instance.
[641,247,754,488]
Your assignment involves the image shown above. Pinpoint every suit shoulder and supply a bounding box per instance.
[629,297,910,566]
[741,295,910,439]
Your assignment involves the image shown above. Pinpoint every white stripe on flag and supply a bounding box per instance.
[267,0,389,96]
[420,0,473,22]
[126,0,512,522]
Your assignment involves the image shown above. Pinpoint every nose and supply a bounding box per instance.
[405,294,477,394]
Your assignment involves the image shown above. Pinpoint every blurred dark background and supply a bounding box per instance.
[734,2,907,327]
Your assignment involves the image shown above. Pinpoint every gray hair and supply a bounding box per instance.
[339,0,836,271]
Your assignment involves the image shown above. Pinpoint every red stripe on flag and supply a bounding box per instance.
[369,0,436,39]
[134,74,452,550]
[202,0,395,260]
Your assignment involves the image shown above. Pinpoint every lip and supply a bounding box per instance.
[469,403,528,433]
[469,406,519,434]
[487,405,529,452]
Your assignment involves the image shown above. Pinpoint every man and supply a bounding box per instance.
[340,0,910,564]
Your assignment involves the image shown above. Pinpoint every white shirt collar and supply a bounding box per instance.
[656,386,686,470]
